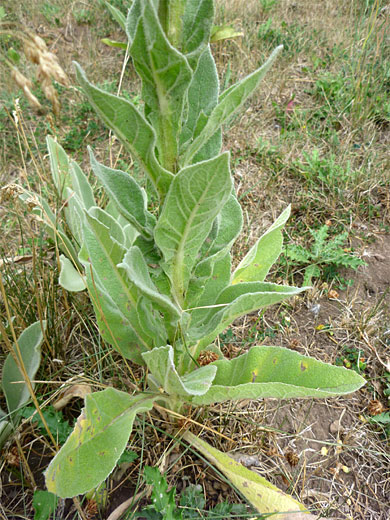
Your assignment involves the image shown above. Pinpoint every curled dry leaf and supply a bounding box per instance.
[0,255,32,269]
[53,384,92,411]
[328,289,339,299]
[367,399,386,416]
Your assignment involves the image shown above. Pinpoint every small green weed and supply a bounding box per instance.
[293,150,358,196]
[22,405,73,445]
[284,224,365,286]
[335,347,367,374]
[369,412,390,439]
[136,466,249,519]
[32,490,58,520]
[258,0,277,13]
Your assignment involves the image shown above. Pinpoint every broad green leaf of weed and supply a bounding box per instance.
[22,406,73,445]
[143,466,181,520]
[117,449,138,465]
[32,490,58,520]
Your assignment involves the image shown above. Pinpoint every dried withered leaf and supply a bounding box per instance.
[367,399,386,416]
[328,289,339,299]
[197,350,219,366]
[285,450,299,466]
[53,384,92,410]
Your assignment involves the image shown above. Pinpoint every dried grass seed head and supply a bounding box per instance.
[23,39,41,65]
[11,67,32,90]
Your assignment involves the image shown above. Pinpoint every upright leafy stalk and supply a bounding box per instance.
[12,0,365,514]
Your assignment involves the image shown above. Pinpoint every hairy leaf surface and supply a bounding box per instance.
[192,346,366,405]
[75,63,173,199]
[183,45,283,164]
[233,205,290,284]
[184,431,308,518]
[154,153,232,306]
[2,321,46,417]
[181,0,214,62]
[142,346,216,397]
[45,389,155,497]
[59,255,86,292]
[89,151,155,238]
[130,0,192,169]
[190,283,306,348]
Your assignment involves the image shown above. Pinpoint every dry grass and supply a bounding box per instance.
[1,0,389,519]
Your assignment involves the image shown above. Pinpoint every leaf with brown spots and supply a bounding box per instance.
[191,345,366,405]
[45,388,155,498]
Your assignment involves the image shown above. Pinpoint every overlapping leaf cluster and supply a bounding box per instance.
[17,0,365,507]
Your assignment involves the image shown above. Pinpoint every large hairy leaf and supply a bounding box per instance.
[69,161,95,211]
[46,136,71,199]
[184,431,309,519]
[142,346,216,397]
[82,263,148,364]
[82,209,152,352]
[185,194,241,309]
[118,247,181,321]
[89,151,155,239]
[45,389,155,497]
[180,46,219,153]
[190,283,306,348]
[74,63,173,199]
[233,205,290,284]
[183,45,283,164]
[59,255,86,292]
[130,0,192,170]
[2,321,46,417]
[154,153,232,306]
[191,345,366,405]
[181,0,214,62]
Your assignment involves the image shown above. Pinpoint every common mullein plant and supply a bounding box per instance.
[16,0,364,515]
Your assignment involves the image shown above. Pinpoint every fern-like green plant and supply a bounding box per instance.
[285,224,366,286]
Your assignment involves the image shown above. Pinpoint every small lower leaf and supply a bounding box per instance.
[59,255,86,292]
[45,389,155,498]
[2,321,46,417]
[33,490,58,520]
[142,346,216,397]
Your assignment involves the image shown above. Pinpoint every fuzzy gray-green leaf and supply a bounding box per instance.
[192,346,366,405]
[89,150,154,238]
[232,205,290,284]
[59,255,86,292]
[2,321,46,417]
[118,247,181,320]
[183,45,283,164]
[130,0,192,170]
[190,283,306,348]
[180,46,219,154]
[181,0,214,65]
[74,62,173,199]
[142,346,216,397]
[154,153,232,306]
[45,389,155,498]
